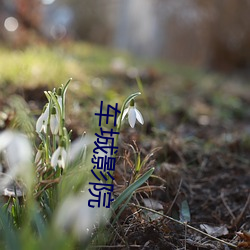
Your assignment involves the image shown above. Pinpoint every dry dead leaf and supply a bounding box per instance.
[142,198,164,221]
[143,198,163,211]
[237,231,250,248]
[200,224,228,237]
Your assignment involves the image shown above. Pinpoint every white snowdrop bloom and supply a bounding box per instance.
[122,99,144,128]
[0,130,33,190]
[51,145,67,169]
[36,103,50,133]
[55,188,110,241]
[50,106,59,135]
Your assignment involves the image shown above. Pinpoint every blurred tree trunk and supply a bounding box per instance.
[67,0,114,44]
[15,0,42,45]
[16,0,41,31]
[204,0,250,71]
[161,0,250,71]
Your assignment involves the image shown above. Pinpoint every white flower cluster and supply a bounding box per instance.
[35,88,67,170]
[36,93,62,135]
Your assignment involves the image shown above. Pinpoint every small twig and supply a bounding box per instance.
[34,179,59,198]
[39,178,60,184]
[89,244,141,248]
[129,203,237,249]
[135,185,164,193]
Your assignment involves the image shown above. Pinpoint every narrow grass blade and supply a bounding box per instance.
[112,192,133,225]
[0,208,21,250]
[112,167,154,211]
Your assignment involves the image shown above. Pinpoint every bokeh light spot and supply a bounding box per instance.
[50,24,66,40]
[41,0,55,5]
[4,17,19,32]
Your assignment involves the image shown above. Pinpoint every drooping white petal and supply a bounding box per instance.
[41,121,48,133]
[36,104,50,134]
[59,148,67,169]
[35,149,43,164]
[5,133,32,170]
[36,113,45,133]
[0,130,33,191]
[57,96,63,111]
[135,109,144,125]
[44,103,50,117]
[121,107,129,121]
[51,147,61,168]
[57,158,65,169]
[0,130,14,151]
[51,147,67,169]
[50,114,59,135]
[128,107,137,128]
[121,100,144,128]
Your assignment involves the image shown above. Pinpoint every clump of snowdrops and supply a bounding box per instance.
[0,79,154,249]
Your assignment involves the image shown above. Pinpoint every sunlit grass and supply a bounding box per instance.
[0,42,207,87]
[0,41,247,130]
[0,42,134,87]
[0,44,85,86]
[0,46,65,85]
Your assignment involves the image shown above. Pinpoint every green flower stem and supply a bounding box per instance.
[44,94,53,164]
[63,127,70,150]
[52,134,56,152]
[44,139,50,165]
[61,78,72,126]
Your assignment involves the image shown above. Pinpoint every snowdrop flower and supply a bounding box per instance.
[55,188,110,241]
[50,106,59,135]
[122,99,144,128]
[36,103,50,133]
[0,130,33,190]
[51,142,67,169]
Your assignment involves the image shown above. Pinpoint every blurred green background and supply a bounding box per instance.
[2,0,250,70]
[1,0,250,136]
